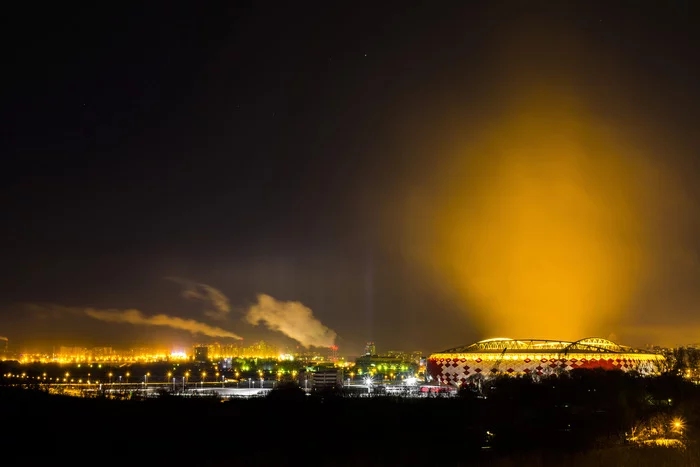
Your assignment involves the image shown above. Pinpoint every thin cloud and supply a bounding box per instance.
[85,308,242,339]
[166,277,231,320]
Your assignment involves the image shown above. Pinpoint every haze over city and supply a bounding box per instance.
[3,3,700,354]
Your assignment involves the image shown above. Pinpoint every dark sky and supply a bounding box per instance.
[2,2,700,353]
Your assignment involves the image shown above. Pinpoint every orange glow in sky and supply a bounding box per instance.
[408,90,663,341]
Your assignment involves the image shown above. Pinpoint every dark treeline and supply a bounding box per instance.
[2,369,700,466]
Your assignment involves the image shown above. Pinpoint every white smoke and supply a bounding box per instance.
[167,277,231,320]
[245,294,337,348]
[85,308,242,339]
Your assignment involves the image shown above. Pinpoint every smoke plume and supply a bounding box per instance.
[167,277,230,320]
[245,294,337,348]
[85,308,242,339]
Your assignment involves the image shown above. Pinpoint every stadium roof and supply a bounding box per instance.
[439,337,649,354]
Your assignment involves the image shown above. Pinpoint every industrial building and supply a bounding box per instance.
[311,368,344,389]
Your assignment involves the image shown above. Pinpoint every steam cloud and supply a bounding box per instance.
[245,294,337,348]
[167,277,231,320]
[24,288,335,347]
[85,308,242,339]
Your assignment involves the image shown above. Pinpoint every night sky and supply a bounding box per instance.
[3,3,700,353]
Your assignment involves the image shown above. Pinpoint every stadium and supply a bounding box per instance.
[428,337,665,386]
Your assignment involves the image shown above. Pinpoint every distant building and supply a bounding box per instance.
[364,342,376,356]
[92,347,113,359]
[240,340,279,358]
[219,344,239,357]
[0,337,15,361]
[311,368,344,389]
[194,346,209,363]
[220,358,233,369]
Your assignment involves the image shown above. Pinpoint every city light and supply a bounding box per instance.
[672,417,685,432]
[364,375,374,395]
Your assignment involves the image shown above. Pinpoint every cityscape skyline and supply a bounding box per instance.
[4,4,700,465]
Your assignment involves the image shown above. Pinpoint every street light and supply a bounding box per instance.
[201,371,206,389]
[672,417,685,433]
[364,375,374,395]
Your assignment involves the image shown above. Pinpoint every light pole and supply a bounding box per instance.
[201,371,206,389]
[248,378,251,388]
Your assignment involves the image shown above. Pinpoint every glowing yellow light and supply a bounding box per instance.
[672,417,685,431]
[402,85,669,340]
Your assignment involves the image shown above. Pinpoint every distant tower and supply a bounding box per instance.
[365,342,376,356]
[330,345,339,362]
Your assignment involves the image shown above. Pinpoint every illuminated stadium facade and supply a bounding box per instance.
[428,337,665,386]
